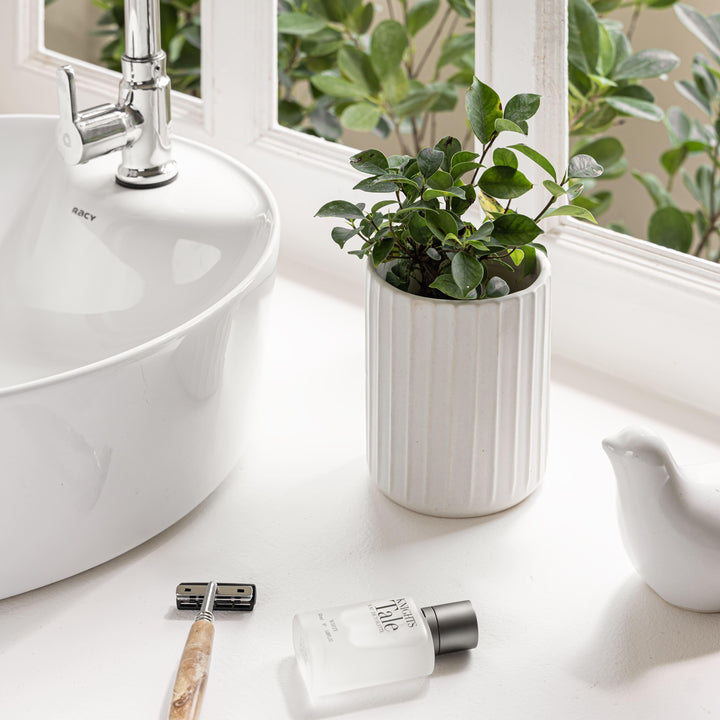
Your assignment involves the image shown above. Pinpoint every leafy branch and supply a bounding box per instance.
[317,79,602,300]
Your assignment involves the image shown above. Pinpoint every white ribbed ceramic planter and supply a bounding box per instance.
[366,253,550,517]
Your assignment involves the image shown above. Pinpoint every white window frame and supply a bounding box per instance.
[3,0,720,416]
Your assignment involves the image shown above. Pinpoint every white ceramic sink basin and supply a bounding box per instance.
[0,115,279,598]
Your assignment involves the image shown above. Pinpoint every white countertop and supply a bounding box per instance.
[3,270,720,719]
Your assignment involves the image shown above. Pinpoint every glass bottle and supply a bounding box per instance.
[292,596,478,696]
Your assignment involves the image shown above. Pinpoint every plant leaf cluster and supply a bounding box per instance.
[277,0,475,154]
[90,0,201,96]
[317,79,602,300]
[632,4,720,259]
[568,0,680,220]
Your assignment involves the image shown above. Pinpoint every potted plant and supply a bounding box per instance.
[317,77,601,517]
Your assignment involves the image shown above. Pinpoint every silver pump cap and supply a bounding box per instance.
[421,600,478,655]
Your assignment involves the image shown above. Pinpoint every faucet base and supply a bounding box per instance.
[116,160,178,188]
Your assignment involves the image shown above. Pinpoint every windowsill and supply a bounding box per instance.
[2,272,719,718]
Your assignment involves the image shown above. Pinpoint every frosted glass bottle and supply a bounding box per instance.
[292,597,477,696]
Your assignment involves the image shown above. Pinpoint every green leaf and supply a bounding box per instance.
[277,12,328,36]
[675,79,711,115]
[429,274,467,299]
[435,136,462,170]
[466,222,495,241]
[316,200,365,219]
[660,146,688,177]
[383,65,410,105]
[407,0,439,36]
[543,180,566,197]
[478,167,533,199]
[418,147,446,178]
[451,252,485,295]
[278,100,304,128]
[577,137,624,170]
[495,118,528,135]
[437,32,475,69]
[332,226,359,247]
[370,20,407,76]
[493,148,518,169]
[592,0,624,11]
[541,205,598,223]
[353,176,399,193]
[485,276,510,298]
[597,22,616,76]
[674,4,720,58]
[647,206,693,252]
[311,74,366,98]
[568,0,600,75]
[632,170,674,209]
[607,84,655,103]
[604,96,664,121]
[509,143,557,180]
[567,183,585,200]
[338,45,380,95]
[465,77,502,145]
[612,48,680,80]
[451,161,481,180]
[427,169,454,190]
[510,248,525,266]
[353,2,374,32]
[372,237,395,266]
[491,214,544,245]
[393,85,450,116]
[423,187,468,200]
[340,102,381,131]
[350,149,389,174]
[451,150,480,166]
[424,209,459,240]
[568,154,604,178]
[504,93,541,124]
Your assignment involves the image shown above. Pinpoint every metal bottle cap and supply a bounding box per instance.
[421,600,478,655]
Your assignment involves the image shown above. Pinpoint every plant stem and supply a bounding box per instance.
[410,117,422,154]
[626,3,643,43]
[533,194,556,223]
[471,134,498,185]
[415,7,452,78]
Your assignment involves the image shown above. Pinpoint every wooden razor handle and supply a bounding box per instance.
[168,619,215,720]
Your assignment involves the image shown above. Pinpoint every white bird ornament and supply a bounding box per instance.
[602,425,720,613]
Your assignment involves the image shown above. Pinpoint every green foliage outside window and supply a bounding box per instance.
[277,0,476,155]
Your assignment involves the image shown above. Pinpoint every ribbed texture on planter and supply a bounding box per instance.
[366,255,550,517]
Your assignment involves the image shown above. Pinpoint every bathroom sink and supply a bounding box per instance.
[0,115,279,599]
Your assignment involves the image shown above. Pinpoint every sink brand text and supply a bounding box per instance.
[72,207,96,221]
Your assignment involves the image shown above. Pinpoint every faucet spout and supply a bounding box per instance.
[125,0,161,59]
[55,0,178,188]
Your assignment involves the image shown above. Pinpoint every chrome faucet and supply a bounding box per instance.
[55,0,178,188]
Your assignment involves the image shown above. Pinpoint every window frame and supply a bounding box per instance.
[4,0,720,416]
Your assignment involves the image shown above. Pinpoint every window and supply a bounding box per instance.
[2,0,719,415]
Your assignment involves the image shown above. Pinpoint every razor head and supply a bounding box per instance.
[176,583,256,611]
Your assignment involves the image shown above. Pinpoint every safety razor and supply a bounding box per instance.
[168,581,256,720]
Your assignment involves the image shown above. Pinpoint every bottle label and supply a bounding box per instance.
[369,597,419,633]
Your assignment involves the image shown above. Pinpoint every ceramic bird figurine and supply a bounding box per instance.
[602,425,720,613]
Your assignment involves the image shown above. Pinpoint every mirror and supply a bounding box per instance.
[44,0,201,97]
[567,0,719,262]
[276,0,475,156]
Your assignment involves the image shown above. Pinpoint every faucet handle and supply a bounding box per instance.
[56,65,84,165]
[56,63,137,166]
